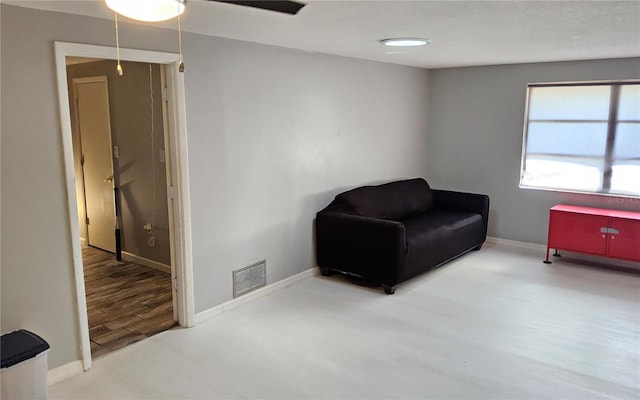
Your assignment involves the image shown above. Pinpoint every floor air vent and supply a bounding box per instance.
[233,260,266,298]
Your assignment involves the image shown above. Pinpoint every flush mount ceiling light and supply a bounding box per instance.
[105,0,186,22]
[380,38,431,47]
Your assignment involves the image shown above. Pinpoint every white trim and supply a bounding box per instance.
[195,268,319,325]
[54,42,92,372]
[47,360,84,385]
[159,66,179,323]
[72,76,109,84]
[165,54,195,328]
[486,236,546,251]
[122,251,171,273]
[54,42,195,371]
[56,42,182,65]
[486,236,639,269]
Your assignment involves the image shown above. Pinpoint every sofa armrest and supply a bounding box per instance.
[432,189,490,239]
[315,211,407,284]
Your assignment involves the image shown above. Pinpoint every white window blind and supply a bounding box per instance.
[520,81,640,197]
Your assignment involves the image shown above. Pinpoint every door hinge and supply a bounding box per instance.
[85,217,90,225]
[168,186,175,199]
[173,278,178,291]
[162,88,169,102]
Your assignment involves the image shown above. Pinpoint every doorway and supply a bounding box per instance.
[55,42,194,371]
[70,62,177,358]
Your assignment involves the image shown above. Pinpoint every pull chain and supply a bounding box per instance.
[114,12,123,76]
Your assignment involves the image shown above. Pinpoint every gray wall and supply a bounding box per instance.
[426,58,640,245]
[67,60,171,265]
[0,4,429,368]
[185,33,430,311]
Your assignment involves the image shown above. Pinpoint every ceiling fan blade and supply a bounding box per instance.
[212,1,306,15]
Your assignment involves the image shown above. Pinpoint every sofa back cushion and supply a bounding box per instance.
[336,178,434,220]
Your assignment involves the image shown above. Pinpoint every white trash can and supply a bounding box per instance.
[1,330,50,400]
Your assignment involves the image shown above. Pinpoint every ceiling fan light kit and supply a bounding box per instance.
[105,0,187,75]
[105,0,186,22]
[380,38,431,47]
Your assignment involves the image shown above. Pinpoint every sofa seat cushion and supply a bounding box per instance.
[401,210,484,279]
[336,178,434,220]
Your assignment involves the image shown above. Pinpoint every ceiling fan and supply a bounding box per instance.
[105,0,307,74]
[105,0,307,22]
[211,0,307,16]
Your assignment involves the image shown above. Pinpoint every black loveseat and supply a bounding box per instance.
[315,178,489,294]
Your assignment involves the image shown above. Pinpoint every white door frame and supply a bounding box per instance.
[54,42,194,371]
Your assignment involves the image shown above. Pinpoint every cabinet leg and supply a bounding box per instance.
[382,285,396,295]
[544,248,560,264]
[544,246,552,264]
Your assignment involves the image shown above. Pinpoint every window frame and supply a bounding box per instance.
[519,79,640,198]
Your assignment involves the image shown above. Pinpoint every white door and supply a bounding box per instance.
[75,77,116,253]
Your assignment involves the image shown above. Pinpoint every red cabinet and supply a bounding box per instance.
[545,204,640,264]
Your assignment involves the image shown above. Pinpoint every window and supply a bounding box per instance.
[520,81,640,197]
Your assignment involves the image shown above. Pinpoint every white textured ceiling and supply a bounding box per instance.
[4,0,640,68]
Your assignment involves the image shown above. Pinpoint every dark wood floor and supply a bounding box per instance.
[83,246,176,359]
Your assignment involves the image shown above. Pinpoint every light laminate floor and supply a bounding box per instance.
[52,241,640,399]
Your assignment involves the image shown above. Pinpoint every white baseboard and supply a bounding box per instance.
[48,360,84,385]
[486,236,546,251]
[195,267,318,325]
[193,238,548,326]
[121,251,171,273]
[486,236,639,269]
[80,237,87,246]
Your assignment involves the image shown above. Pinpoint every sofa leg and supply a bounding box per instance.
[320,267,332,276]
[382,285,396,295]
